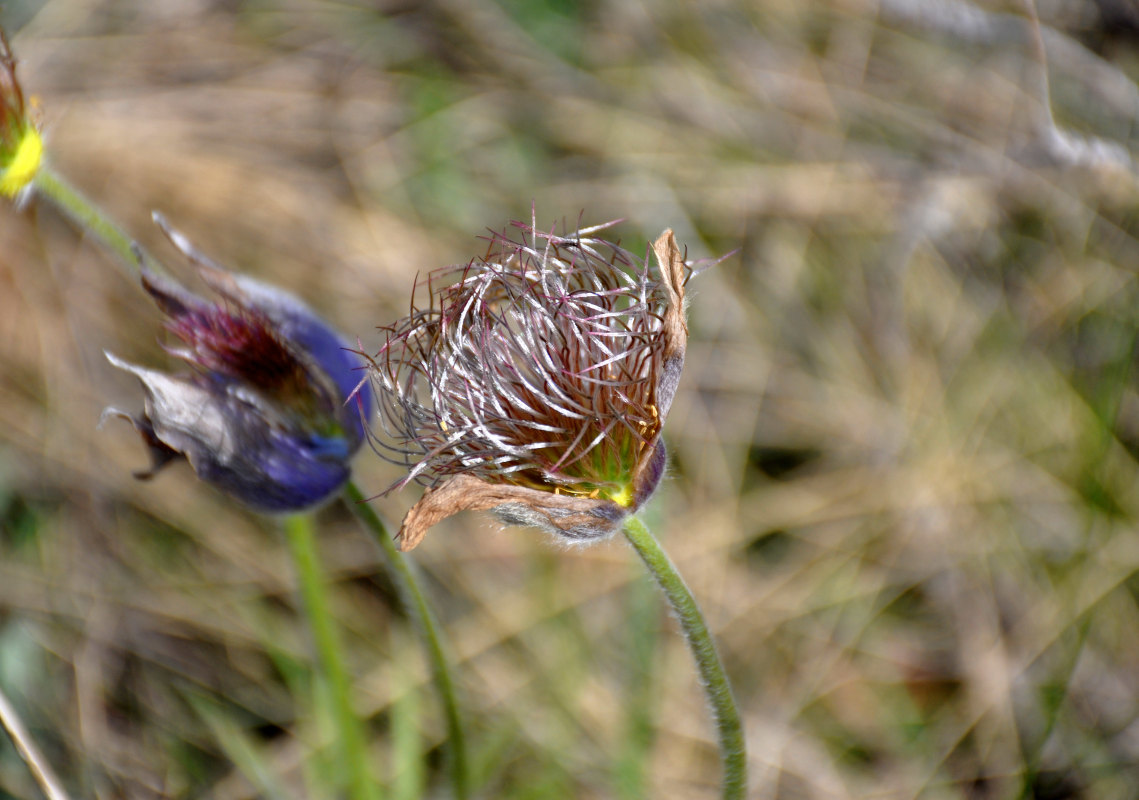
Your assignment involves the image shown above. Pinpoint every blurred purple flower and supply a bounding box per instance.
[369,219,690,550]
[104,214,371,512]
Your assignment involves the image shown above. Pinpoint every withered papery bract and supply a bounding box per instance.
[104,215,371,512]
[369,222,688,550]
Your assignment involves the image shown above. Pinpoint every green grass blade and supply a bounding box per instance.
[343,480,470,800]
[283,513,380,800]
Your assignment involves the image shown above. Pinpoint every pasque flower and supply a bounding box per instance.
[369,220,690,550]
[0,29,43,200]
[104,214,370,512]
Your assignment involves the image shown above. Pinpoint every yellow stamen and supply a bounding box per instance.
[0,126,42,198]
[608,484,634,508]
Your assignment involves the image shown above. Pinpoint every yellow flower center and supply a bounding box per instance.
[607,484,634,508]
[0,126,43,198]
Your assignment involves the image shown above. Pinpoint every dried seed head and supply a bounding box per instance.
[368,220,690,549]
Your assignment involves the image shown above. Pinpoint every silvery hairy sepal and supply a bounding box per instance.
[103,214,371,513]
[368,220,690,550]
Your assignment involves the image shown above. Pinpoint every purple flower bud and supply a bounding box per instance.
[104,216,371,513]
[368,220,690,550]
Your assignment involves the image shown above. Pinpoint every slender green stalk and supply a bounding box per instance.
[343,480,470,800]
[283,513,379,800]
[613,567,658,800]
[621,516,746,800]
[32,163,158,274]
[389,630,425,800]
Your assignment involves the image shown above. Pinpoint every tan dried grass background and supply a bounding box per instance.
[3,0,1139,797]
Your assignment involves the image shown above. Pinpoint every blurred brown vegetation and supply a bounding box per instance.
[4,0,1139,797]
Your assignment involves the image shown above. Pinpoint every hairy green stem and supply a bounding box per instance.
[32,164,158,274]
[621,516,746,800]
[283,514,380,800]
[343,481,470,800]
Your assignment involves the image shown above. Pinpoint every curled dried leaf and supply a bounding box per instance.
[652,228,688,360]
[398,474,624,551]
